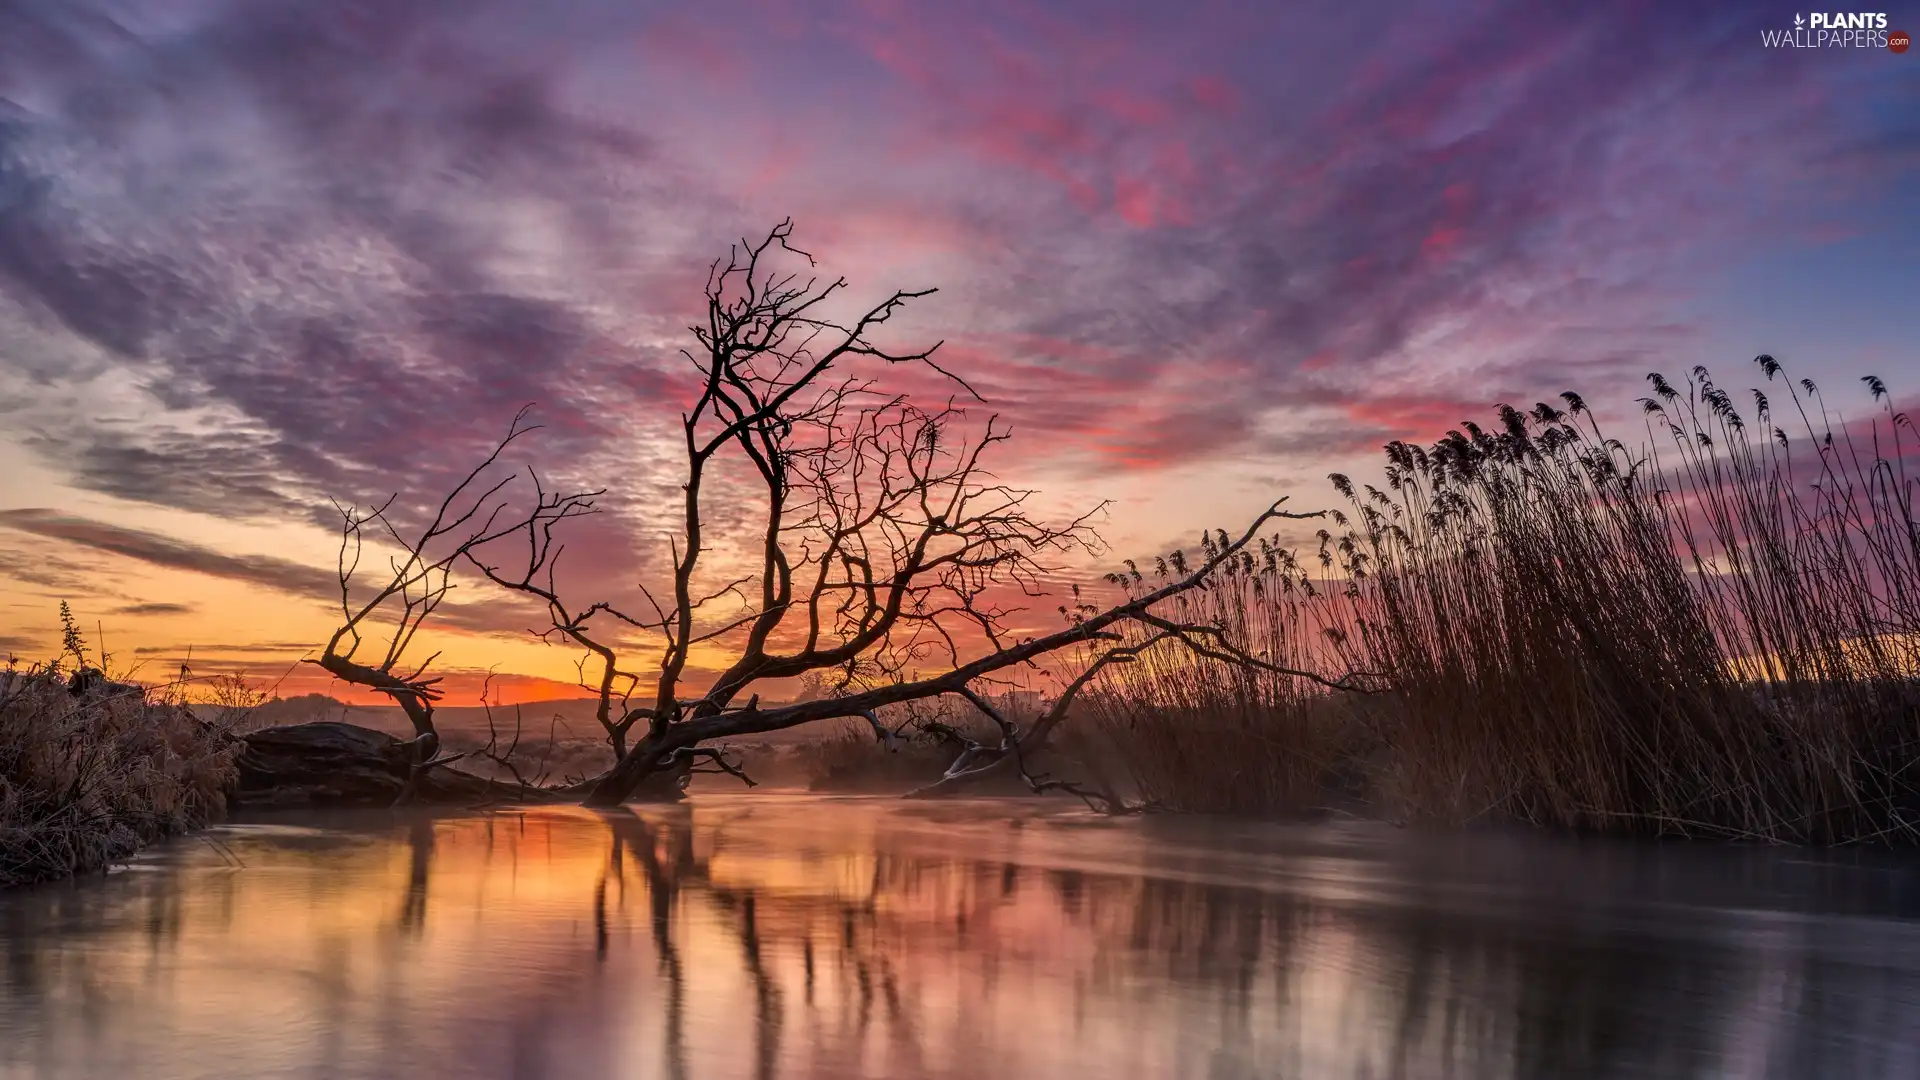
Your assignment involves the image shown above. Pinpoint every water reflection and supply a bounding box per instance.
[3,796,1920,1079]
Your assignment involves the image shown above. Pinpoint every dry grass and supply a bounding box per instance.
[1,665,240,887]
[1094,360,1920,843]
[787,719,940,791]
[1080,558,1373,815]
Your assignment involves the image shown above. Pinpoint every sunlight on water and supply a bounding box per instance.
[4,795,1920,1079]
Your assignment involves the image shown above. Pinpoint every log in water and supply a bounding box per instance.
[2,794,1919,1079]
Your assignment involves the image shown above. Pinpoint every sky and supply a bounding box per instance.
[0,0,1915,702]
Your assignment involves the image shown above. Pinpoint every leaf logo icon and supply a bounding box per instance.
[1794,12,1805,26]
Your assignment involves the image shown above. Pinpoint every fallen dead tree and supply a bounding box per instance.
[230,722,585,807]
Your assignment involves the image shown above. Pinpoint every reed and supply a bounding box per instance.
[1081,541,1372,814]
[1095,359,1920,842]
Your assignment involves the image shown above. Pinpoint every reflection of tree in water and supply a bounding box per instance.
[603,807,693,1080]
[570,809,1920,1080]
[398,815,434,936]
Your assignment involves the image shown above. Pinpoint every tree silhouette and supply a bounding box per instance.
[319,220,1359,806]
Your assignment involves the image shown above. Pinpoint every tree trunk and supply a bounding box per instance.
[235,722,584,807]
[582,738,687,806]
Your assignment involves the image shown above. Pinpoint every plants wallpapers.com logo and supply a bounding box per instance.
[1762,11,1910,48]
[1758,11,1912,48]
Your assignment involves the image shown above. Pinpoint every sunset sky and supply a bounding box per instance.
[1,0,1915,702]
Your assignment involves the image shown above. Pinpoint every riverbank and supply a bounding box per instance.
[0,667,238,889]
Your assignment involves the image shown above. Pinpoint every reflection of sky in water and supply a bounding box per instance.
[4,796,1920,1079]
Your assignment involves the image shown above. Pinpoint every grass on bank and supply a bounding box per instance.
[1,627,239,888]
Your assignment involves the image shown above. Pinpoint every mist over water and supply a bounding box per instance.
[3,796,1920,1079]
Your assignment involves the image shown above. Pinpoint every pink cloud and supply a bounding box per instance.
[831,3,1239,230]
[1344,396,1490,437]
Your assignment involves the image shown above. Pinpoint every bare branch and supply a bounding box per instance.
[666,745,758,789]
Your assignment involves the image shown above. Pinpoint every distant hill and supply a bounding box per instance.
[247,693,358,727]
[244,694,830,744]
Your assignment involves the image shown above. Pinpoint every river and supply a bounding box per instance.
[3,795,1919,1078]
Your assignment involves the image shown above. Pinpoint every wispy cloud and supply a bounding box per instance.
[132,641,316,656]
[112,601,195,616]
[0,508,340,596]
[0,543,110,593]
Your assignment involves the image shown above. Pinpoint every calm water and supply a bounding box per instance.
[4,796,1920,1079]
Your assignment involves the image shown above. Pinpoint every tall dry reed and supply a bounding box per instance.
[1093,359,1920,842]
[1081,540,1371,814]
